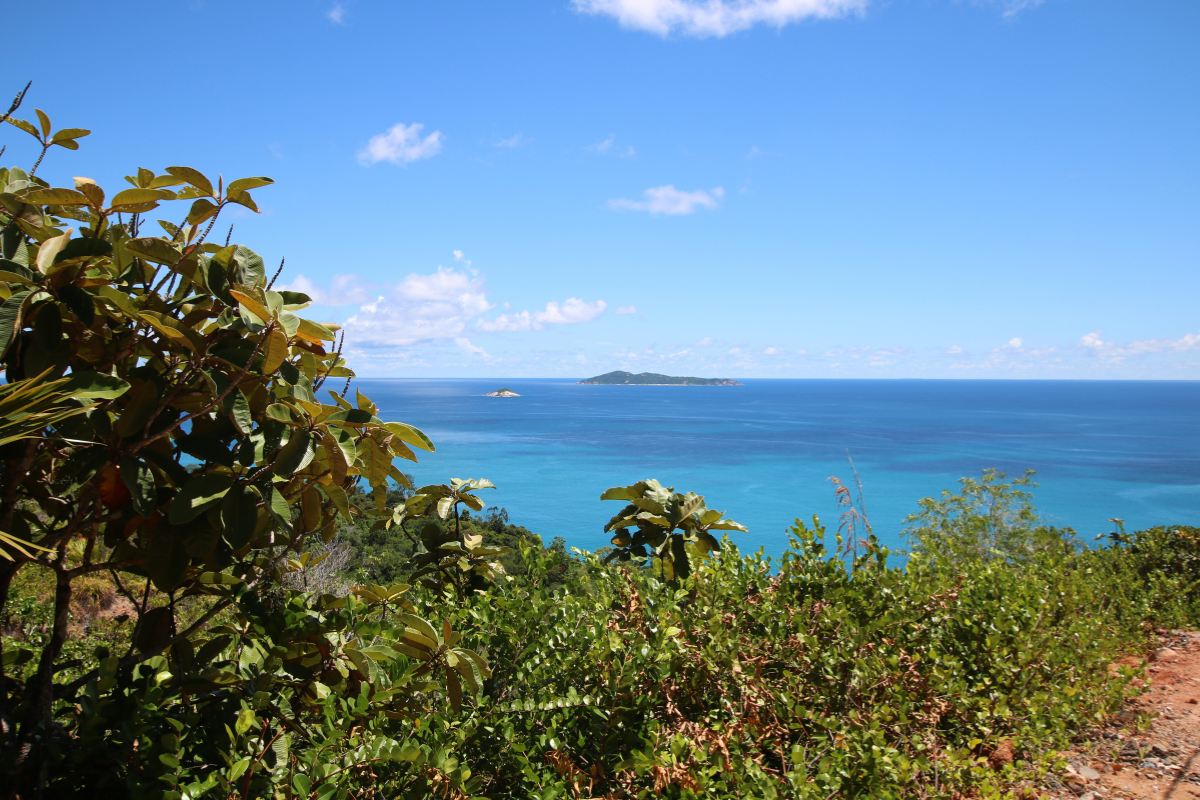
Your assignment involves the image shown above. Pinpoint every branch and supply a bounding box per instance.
[67,555,146,580]
[57,523,308,700]
[128,321,274,455]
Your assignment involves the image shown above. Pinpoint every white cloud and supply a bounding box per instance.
[327,3,346,23]
[615,305,637,315]
[588,134,636,157]
[275,273,371,307]
[478,298,607,332]
[495,133,531,148]
[358,123,444,166]
[987,0,1046,18]
[1007,337,1023,349]
[763,346,782,355]
[728,347,740,354]
[588,134,614,154]
[696,337,714,347]
[608,185,724,215]
[342,267,491,345]
[946,345,963,355]
[455,337,489,357]
[572,0,867,38]
[453,249,472,267]
[1079,329,1200,360]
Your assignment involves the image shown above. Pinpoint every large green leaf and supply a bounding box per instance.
[220,484,260,549]
[383,421,435,453]
[145,528,189,592]
[135,605,174,652]
[165,166,214,196]
[273,428,312,476]
[21,188,89,206]
[61,370,129,400]
[123,237,181,265]
[232,245,265,287]
[227,176,274,192]
[52,236,112,266]
[227,389,252,435]
[169,473,234,525]
[265,485,293,533]
[119,456,157,516]
[109,188,174,210]
[0,289,33,357]
[327,409,376,426]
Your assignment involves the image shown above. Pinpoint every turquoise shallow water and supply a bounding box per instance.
[351,379,1200,555]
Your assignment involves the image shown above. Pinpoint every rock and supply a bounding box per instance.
[1078,764,1101,781]
[987,739,1014,770]
[484,388,520,397]
[1151,647,1179,663]
[1079,792,1100,800]
[1187,697,1198,705]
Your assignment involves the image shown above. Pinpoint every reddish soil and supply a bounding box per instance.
[1044,630,1200,800]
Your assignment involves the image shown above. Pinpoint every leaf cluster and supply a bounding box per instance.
[602,479,746,582]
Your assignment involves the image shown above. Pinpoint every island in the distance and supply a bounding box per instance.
[578,371,742,386]
[484,388,520,397]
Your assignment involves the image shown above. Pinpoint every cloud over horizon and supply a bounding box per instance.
[1079,329,1200,361]
[341,267,490,345]
[296,268,607,347]
[477,298,607,332]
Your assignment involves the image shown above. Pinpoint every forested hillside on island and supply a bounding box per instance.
[1,94,1198,800]
[579,371,742,386]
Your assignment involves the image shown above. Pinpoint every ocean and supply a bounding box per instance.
[350,379,1200,556]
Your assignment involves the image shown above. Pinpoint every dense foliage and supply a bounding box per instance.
[1,91,1197,799]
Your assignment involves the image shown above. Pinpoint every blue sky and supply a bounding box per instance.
[6,0,1197,378]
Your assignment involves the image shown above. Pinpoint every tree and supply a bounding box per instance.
[0,86,487,797]
[903,468,1079,564]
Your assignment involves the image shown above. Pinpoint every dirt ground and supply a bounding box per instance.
[1043,630,1200,800]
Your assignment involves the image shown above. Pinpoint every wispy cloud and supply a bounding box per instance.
[477,298,607,332]
[495,133,531,148]
[327,3,346,24]
[983,0,1047,19]
[608,185,724,215]
[572,0,868,38]
[358,122,444,166]
[275,274,371,307]
[453,249,472,267]
[587,134,637,157]
[614,305,638,315]
[455,337,489,357]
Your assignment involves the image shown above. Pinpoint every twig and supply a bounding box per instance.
[128,321,275,455]
[313,331,344,393]
[224,224,234,247]
[0,81,31,128]
[267,257,283,290]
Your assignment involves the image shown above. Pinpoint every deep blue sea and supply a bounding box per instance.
[350,379,1200,556]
